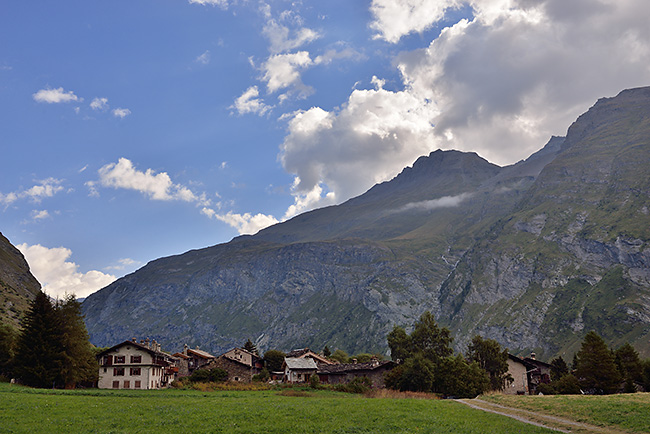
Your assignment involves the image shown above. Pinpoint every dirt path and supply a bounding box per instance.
[456,398,630,434]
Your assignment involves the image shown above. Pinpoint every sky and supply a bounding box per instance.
[2,0,650,299]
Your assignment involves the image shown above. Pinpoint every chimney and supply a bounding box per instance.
[530,352,536,360]
[183,344,188,356]
[132,337,137,343]
[352,358,357,364]
[145,337,150,349]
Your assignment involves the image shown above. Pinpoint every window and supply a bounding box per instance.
[130,355,142,363]
[112,381,119,389]
[130,368,141,376]
[103,368,107,373]
[123,380,130,389]
[114,367,125,376]
[134,381,141,389]
[115,356,125,364]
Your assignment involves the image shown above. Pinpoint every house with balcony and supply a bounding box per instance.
[96,338,178,389]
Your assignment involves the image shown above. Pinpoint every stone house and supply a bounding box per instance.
[283,357,318,383]
[96,338,177,389]
[172,344,216,376]
[203,347,262,382]
[317,359,395,388]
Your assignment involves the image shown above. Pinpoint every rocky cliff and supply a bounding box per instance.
[83,87,650,359]
[0,233,41,329]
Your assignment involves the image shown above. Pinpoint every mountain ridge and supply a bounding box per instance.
[83,86,650,359]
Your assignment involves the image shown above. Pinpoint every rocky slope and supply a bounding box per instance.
[83,87,650,359]
[0,233,41,329]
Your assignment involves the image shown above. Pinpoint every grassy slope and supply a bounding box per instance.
[0,384,553,434]
[482,393,650,433]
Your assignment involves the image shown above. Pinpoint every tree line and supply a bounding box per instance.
[0,291,98,388]
[383,312,650,397]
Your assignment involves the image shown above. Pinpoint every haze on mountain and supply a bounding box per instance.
[81,86,650,359]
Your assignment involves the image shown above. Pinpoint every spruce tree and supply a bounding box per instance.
[57,295,98,388]
[575,331,621,394]
[14,291,65,388]
[550,356,569,382]
[243,338,258,355]
[0,324,17,377]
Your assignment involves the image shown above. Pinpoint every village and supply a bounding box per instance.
[96,337,553,395]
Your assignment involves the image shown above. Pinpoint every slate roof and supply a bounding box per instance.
[187,347,215,359]
[284,357,318,370]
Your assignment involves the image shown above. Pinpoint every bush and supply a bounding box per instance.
[334,376,372,394]
[554,374,582,395]
[309,373,320,389]
[188,368,228,383]
[536,383,556,395]
[252,368,270,383]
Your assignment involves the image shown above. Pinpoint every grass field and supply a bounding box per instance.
[0,383,554,434]
[482,393,650,433]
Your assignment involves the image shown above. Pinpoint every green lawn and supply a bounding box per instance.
[0,384,554,434]
[482,393,650,433]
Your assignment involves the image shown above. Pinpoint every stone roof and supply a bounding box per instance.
[317,360,394,374]
[187,347,215,359]
[284,357,318,370]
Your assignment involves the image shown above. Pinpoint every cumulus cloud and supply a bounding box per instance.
[33,87,80,104]
[280,84,438,205]
[0,178,65,206]
[370,0,461,43]
[17,243,117,298]
[112,108,131,118]
[261,51,314,96]
[90,97,109,110]
[202,207,279,235]
[98,158,200,202]
[232,86,272,115]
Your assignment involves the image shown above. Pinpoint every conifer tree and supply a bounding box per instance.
[322,346,331,358]
[575,331,621,394]
[0,324,17,377]
[243,338,258,355]
[57,295,98,387]
[14,291,65,388]
[550,356,569,381]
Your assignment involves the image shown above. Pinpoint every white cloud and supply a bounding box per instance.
[30,209,51,221]
[280,85,438,206]
[33,87,80,104]
[394,193,473,213]
[112,108,131,118]
[104,258,141,271]
[392,0,650,165]
[202,208,279,235]
[370,0,462,43]
[189,0,227,7]
[90,97,109,110]
[261,51,313,95]
[232,86,272,115]
[98,158,199,202]
[0,178,65,206]
[17,243,117,298]
[196,50,211,64]
[262,19,320,54]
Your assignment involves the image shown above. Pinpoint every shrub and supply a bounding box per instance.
[309,373,320,389]
[335,376,372,394]
[536,383,556,395]
[252,368,270,383]
[188,368,228,383]
[554,374,581,395]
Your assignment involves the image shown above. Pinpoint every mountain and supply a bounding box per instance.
[0,233,41,329]
[83,87,650,359]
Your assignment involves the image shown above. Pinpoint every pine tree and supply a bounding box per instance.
[14,291,65,388]
[243,339,258,355]
[323,346,331,358]
[575,331,621,394]
[614,342,642,393]
[56,295,98,388]
[0,324,17,377]
[550,356,569,382]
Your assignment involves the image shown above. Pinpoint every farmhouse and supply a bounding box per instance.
[204,347,263,382]
[286,348,336,366]
[172,344,216,376]
[97,338,178,389]
[317,359,395,388]
[505,353,552,395]
[283,357,318,383]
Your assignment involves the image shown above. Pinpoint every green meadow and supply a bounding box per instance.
[0,384,554,434]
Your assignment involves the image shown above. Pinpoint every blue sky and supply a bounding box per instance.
[2,0,650,298]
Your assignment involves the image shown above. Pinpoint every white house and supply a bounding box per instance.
[97,338,178,389]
